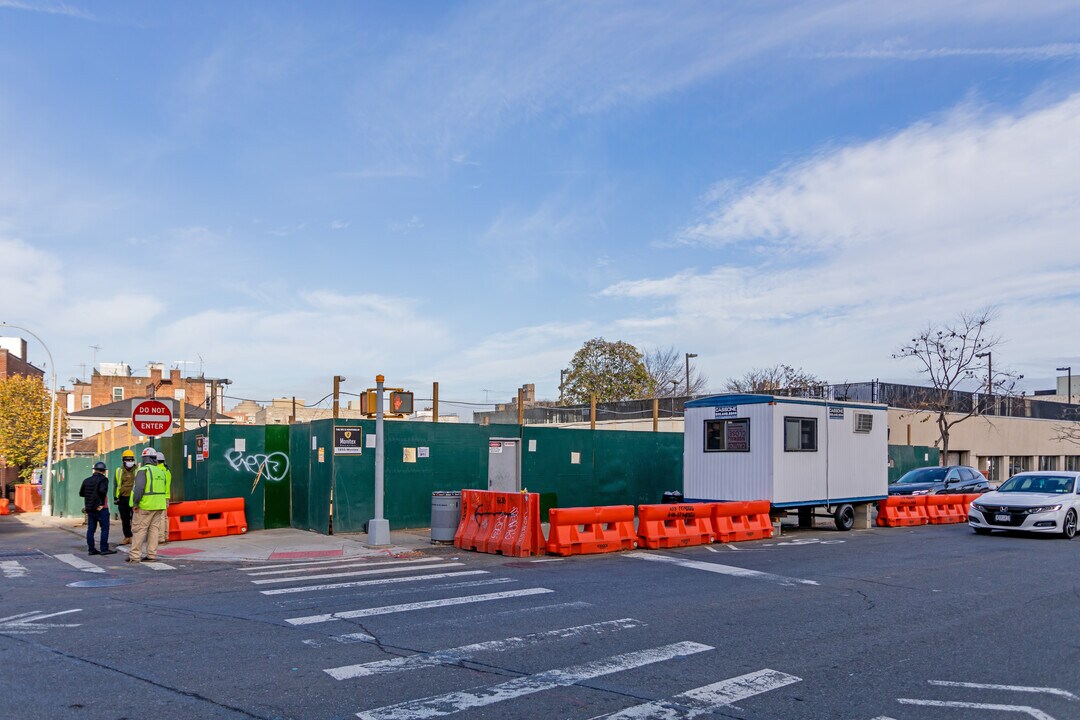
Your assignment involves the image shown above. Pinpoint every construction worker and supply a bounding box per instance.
[79,461,116,555]
[156,450,171,544]
[113,449,138,545]
[127,447,170,564]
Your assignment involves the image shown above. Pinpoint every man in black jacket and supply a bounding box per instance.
[79,462,116,556]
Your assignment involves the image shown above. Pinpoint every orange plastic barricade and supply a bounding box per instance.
[876,496,928,527]
[713,501,774,542]
[636,503,714,549]
[546,505,636,556]
[960,493,982,519]
[13,484,42,513]
[0,498,9,515]
[925,495,966,524]
[454,490,544,557]
[168,498,247,541]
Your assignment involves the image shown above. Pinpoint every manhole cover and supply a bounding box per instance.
[67,577,139,588]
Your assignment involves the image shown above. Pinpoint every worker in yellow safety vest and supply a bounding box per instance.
[155,450,171,544]
[113,449,138,545]
[127,447,171,564]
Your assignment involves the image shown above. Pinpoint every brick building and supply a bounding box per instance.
[0,337,44,381]
[70,363,209,411]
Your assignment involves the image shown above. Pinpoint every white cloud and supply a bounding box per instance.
[602,93,1080,388]
[329,220,349,231]
[809,43,1080,61]
[0,0,95,20]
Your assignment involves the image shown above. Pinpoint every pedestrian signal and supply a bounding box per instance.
[362,390,378,416]
[389,391,414,415]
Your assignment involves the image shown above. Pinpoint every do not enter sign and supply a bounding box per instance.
[131,399,174,438]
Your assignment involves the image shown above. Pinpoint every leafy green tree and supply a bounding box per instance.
[561,338,652,404]
[0,374,63,483]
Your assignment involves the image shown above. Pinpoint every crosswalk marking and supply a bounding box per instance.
[628,552,819,586]
[262,570,489,596]
[898,699,1056,720]
[594,668,802,719]
[54,554,106,574]
[143,561,176,571]
[286,588,554,626]
[247,557,443,577]
[325,618,646,680]
[929,680,1079,702]
[251,562,464,585]
[1,561,28,578]
[243,555,400,572]
[356,641,714,720]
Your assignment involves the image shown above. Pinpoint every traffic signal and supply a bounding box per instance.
[389,391,414,415]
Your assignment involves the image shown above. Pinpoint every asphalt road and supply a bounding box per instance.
[1,516,1078,720]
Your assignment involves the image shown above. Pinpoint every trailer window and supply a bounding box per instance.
[704,419,750,452]
[784,417,817,452]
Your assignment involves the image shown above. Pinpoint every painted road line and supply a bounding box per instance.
[356,641,713,720]
[326,618,646,680]
[929,681,1078,702]
[248,557,443,576]
[628,552,818,586]
[530,558,566,563]
[287,588,554,626]
[898,699,1056,719]
[594,668,801,719]
[54,554,107,574]
[1,561,28,578]
[0,609,83,635]
[263,570,489,596]
[142,561,176,570]
[270,578,517,608]
[495,600,592,616]
[252,562,464,585]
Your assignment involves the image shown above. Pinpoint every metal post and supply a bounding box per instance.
[291,396,296,424]
[685,353,697,396]
[0,322,57,515]
[368,374,390,546]
[1058,366,1072,405]
[432,381,439,423]
[210,380,217,425]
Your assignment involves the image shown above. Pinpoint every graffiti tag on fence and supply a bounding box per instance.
[224,449,290,482]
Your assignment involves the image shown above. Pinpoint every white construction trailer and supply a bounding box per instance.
[683,393,889,530]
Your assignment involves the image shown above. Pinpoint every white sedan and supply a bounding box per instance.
[969,471,1080,539]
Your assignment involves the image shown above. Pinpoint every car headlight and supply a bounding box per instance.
[971,502,986,511]
[911,490,930,496]
[1026,505,1062,514]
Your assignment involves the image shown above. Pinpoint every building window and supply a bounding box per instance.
[784,417,818,452]
[985,457,1003,484]
[112,387,124,402]
[1008,456,1031,477]
[67,428,83,441]
[1038,455,1059,471]
[704,418,750,452]
[1066,456,1080,472]
[853,412,873,433]
[81,394,91,409]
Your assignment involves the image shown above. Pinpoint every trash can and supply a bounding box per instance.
[661,490,684,504]
[431,491,462,543]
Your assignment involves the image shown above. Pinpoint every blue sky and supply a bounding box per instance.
[1,1,1079,412]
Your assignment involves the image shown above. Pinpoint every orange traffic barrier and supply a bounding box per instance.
[876,495,928,527]
[168,498,247,541]
[925,495,967,524]
[0,498,9,516]
[960,493,982,518]
[546,505,636,556]
[454,490,544,557]
[713,501,774,542]
[636,503,714,549]
[13,484,42,513]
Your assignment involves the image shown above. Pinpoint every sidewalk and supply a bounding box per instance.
[8,512,445,563]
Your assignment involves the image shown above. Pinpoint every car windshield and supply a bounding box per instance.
[895,467,948,484]
[997,475,1076,494]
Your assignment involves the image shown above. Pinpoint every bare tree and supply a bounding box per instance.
[893,308,1021,465]
[1053,406,1080,448]
[725,364,826,396]
[643,346,709,397]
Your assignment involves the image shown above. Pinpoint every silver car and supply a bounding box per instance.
[969,471,1080,539]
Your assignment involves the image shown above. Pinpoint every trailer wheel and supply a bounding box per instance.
[833,504,855,532]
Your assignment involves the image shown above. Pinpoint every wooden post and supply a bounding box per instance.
[179,397,186,436]
[333,375,341,420]
[517,387,524,426]
[590,394,596,431]
[432,381,439,423]
[652,397,659,432]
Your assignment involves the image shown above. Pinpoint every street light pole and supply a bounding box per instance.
[0,322,57,515]
[685,353,698,396]
[1058,366,1072,405]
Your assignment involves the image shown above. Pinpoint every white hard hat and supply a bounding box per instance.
[141,447,156,459]
[156,450,166,462]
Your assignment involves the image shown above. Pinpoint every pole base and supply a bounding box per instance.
[40,505,52,516]
[367,518,391,547]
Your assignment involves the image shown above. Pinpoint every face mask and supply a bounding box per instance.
[124,460,135,468]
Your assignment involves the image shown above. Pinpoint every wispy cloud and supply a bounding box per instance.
[0,0,95,20]
[808,43,1080,61]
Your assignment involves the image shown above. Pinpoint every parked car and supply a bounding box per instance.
[968,472,1080,538]
[887,466,989,496]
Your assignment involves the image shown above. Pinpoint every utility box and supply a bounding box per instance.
[683,394,888,530]
[487,438,521,492]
